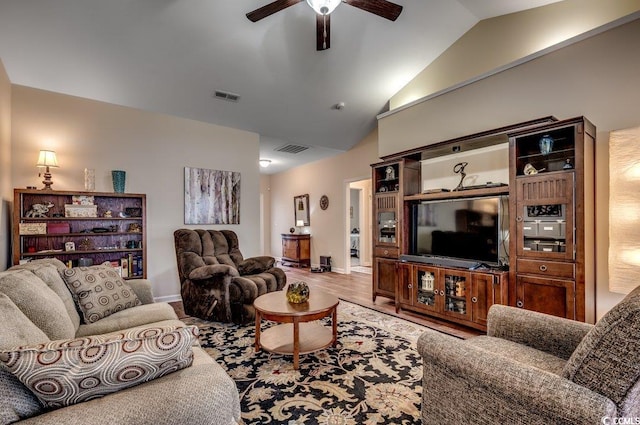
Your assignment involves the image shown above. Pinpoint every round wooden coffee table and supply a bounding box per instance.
[254,289,339,370]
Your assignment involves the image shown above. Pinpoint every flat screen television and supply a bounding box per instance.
[409,195,509,267]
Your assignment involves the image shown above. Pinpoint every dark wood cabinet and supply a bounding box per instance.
[509,117,595,323]
[371,159,420,302]
[470,272,507,328]
[281,234,310,268]
[371,115,595,328]
[13,189,147,279]
[396,261,507,331]
[514,274,575,320]
[373,257,397,300]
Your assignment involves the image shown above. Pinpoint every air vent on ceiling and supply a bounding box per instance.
[275,144,309,154]
[213,90,241,103]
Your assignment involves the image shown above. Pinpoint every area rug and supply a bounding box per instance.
[185,301,427,425]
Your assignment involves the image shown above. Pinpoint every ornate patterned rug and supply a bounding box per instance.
[185,301,427,425]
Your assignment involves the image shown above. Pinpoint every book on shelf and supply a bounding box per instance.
[120,257,129,278]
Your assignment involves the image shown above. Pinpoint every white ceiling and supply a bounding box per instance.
[0,0,562,174]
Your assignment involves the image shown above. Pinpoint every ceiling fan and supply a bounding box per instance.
[246,0,403,51]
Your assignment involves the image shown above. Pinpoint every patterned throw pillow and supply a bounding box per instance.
[61,265,142,323]
[0,326,197,409]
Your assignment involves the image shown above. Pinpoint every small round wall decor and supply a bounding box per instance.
[320,195,329,210]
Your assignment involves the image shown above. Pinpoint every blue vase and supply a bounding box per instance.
[539,134,554,156]
[112,170,126,193]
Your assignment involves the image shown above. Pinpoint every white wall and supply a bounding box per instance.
[269,130,379,271]
[379,18,640,319]
[0,60,10,269]
[10,86,261,300]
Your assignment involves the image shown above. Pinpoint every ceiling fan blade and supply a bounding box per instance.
[246,0,304,22]
[344,0,403,21]
[316,13,331,51]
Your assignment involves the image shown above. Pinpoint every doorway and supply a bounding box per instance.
[346,178,371,274]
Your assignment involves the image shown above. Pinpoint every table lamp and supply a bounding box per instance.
[36,150,59,190]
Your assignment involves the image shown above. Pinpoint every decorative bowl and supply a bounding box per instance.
[286,281,310,303]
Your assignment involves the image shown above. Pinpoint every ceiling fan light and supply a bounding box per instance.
[306,0,341,15]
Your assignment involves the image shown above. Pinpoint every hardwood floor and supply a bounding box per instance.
[171,266,482,339]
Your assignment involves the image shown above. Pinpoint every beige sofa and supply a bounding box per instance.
[0,259,241,425]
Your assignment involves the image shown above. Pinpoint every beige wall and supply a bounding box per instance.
[391,0,640,110]
[378,18,640,319]
[10,86,261,301]
[260,174,272,256]
[269,129,379,271]
[0,60,10,270]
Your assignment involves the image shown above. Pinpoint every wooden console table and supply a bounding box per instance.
[281,234,311,268]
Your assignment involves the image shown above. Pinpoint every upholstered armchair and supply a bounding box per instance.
[174,229,286,324]
[417,286,640,424]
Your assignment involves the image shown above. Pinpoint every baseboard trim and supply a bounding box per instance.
[154,294,182,303]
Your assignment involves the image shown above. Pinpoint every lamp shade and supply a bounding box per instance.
[609,126,640,294]
[306,0,341,15]
[36,150,59,168]
[296,220,305,227]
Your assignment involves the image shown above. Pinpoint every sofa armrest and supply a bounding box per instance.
[486,304,593,360]
[125,279,154,304]
[237,256,275,275]
[189,264,239,281]
[417,329,616,423]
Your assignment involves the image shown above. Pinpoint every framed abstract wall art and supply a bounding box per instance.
[184,167,241,224]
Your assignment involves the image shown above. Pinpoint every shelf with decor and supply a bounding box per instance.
[371,158,421,302]
[13,189,147,279]
[508,116,595,322]
[404,185,509,202]
[372,115,596,329]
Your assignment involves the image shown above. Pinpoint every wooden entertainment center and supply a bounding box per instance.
[372,116,595,330]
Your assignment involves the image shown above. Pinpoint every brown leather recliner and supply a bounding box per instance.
[174,229,286,324]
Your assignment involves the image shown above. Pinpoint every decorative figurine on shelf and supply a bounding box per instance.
[539,134,554,155]
[385,166,395,181]
[103,210,112,218]
[563,158,573,169]
[452,162,468,191]
[523,163,545,175]
[286,281,310,304]
[78,238,92,251]
[25,202,54,218]
[127,223,142,233]
[421,273,435,291]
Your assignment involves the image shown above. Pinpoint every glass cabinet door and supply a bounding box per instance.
[414,266,440,313]
[377,210,396,244]
[442,271,471,320]
[516,172,575,261]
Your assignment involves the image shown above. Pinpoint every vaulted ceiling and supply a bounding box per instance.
[0,0,562,173]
